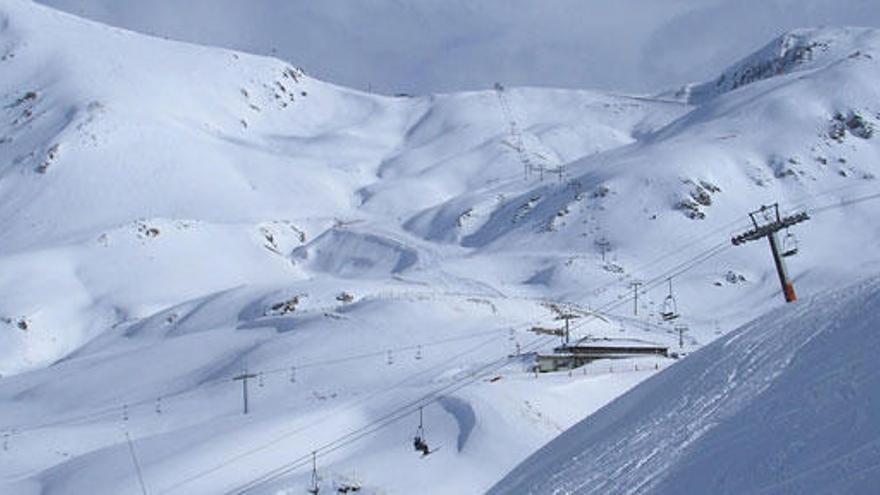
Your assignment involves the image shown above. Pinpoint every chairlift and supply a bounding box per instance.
[660,278,680,322]
[413,407,432,457]
[781,229,799,257]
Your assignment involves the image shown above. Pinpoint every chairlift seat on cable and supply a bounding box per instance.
[660,307,679,321]
[660,278,680,321]
[781,230,799,258]
[660,300,679,321]
[413,407,432,456]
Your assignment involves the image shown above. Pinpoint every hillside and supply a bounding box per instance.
[490,276,880,495]
[1,0,880,493]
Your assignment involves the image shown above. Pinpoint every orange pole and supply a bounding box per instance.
[768,232,797,303]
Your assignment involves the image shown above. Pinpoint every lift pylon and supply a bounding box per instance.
[731,203,809,303]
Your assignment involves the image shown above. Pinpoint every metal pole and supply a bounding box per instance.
[309,451,320,494]
[632,282,642,316]
[732,203,807,303]
[243,376,249,415]
[634,286,638,316]
[768,232,797,302]
[233,371,257,415]
[125,432,149,495]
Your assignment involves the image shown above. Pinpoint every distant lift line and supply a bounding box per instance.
[494,82,540,181]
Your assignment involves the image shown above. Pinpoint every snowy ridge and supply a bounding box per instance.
[490,276,880,494]
[681,28,880,104]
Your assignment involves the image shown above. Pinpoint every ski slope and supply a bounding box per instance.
[1,0,880,493]
[490,276,880,495]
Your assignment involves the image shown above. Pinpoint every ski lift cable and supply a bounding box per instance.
[226,242,736,494]
[190,235,735,495]
[13,286,555,434]
[809,190,880,215]
[24,210,796,492]
[227,333,556,494]
[12,218,738,445]
[201,189,880,493]
[7,327,515,436]
[160,332,510,494]
[234,273,697,494]
[786,182,880,214]
[257,327,513,375]
[10,327,516,459]
[7,378,232,436]
[12,188,880,487]
[180,249,723,495]
[624,183,880,287]
[231,302,659,494]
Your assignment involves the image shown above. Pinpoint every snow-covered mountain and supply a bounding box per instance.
[490,276,880,495]
[32,0,880,95]
[1,0,880,493]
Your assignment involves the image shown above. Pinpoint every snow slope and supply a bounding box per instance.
[1,0,880,494]
[490,276,880,495]
[32,0,880,95]
[0,0,689,375]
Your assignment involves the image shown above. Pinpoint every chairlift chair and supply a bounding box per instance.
[660,278,680,322]
[413,407,431,456]
[781,229,799,257]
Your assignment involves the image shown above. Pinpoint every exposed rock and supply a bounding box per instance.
[136,221,160,238]
[35,143,60,173]
[725,270,747,284]
[830,111,874,141]
[267,296,302,315]
[676,197,706,220]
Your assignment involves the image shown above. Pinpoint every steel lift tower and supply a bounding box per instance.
[731,203,809,303]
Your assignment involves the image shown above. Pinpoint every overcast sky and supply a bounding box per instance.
[36,0,880,95]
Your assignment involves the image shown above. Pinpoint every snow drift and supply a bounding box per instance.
[490,277,880,495]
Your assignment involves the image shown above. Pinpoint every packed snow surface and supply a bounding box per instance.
[1,0,880,493]
[490,277,880,495]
